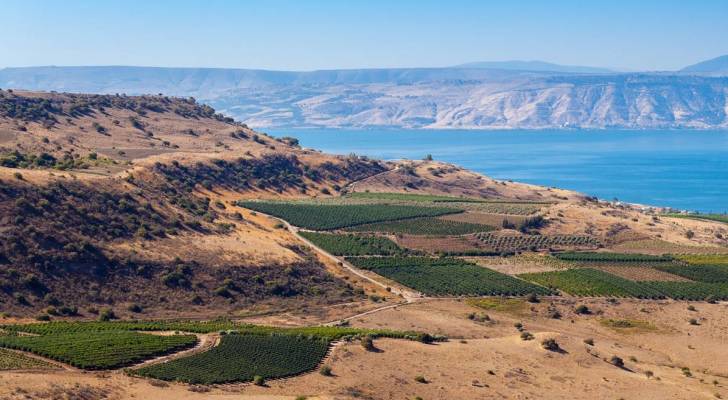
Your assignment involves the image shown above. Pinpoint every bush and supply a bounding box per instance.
[253,375,265,386]
[583,338,594,346]
[610,356,624,368]
[98,308,117,322]
[575,305,591,315]
[541,338,560,352]
[520,332,534,341]
[689,318,699,325]
[526,293,540,303]
[128,304,143,313]
[361,335,375,351]
[414,375,427,383]
[320,365,333,376]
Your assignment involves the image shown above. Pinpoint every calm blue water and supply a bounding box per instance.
[267,129,728,213]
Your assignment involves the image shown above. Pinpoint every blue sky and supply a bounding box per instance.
[1,0,727,71]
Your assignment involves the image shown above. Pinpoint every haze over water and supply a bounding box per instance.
[268,129,728,213]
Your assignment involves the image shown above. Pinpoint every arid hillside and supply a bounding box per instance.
[2,90,728,400]
[0,90,392,318]
[1,89,727,320]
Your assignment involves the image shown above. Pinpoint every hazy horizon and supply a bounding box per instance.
[2,0,727,71]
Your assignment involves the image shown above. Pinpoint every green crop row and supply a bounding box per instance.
[299,232,405,256]
[0,321,427,342]
[519,269,665,298]
[553,252,674,263]
[663,213,728,224]
[0,348,58,371]
[0,331,197,370]
[520,268,728,300]
[345,216,495,236]
[237,201,460,230]
[654,264,728,284]
[640,281,728,301]
[134,333,329,384]
[347,256,554,296]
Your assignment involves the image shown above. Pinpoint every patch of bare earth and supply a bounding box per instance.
[587,264,691,281]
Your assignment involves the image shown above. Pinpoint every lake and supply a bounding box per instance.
[266,129,728,213]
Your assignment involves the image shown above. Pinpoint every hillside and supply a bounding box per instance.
[2,66,728,129]
[0,89,394,319]
[2,90,728,400]
[1,89,726,319]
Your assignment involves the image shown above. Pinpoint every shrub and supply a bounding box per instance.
[541,338,560,352]
[414,375,427,383]
[128,304,143,313]
[361,335,375,351]
[526,293,540,303]
[13,172,23,180]
[583,338,594,346]
[575,305,591,315]
[319,365,333,376]
[253,375,265,386]
[689,318,699,326]
[98,308,117,322]
[610,356,624,368]
[520,332,534,341]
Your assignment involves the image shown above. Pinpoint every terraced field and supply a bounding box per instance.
[1,321,416,341]
[0,331,197,370]
[654,264,728,283]
[135,333,330,384]
[520,266,728,300]
[237,201,460,230]
[346,216,495,236]
[300,232,405,256]
[348,257,554,296]
[640,281,728,301]
[553,252,674,263]
[520,269,665,298]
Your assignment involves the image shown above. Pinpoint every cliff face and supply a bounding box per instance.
[2,67,728,129]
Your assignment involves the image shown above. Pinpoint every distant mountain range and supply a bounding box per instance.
[1,56,728,129]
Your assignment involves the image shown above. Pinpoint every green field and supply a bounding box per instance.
[345,216,495,235]
[0,348,58,370]
[347,192,483,202]
[237,201,460,230]
[664,213,728,224]
[553,252,674,263]
[348,257,553,296]
[676,254,728,266]
[0,331,197,369]
[654,264,728,283]
[135,333,329,384]
[641,281,728,301]
[299,232,404,256]
[0,321,419,341]
[519,269,665,298]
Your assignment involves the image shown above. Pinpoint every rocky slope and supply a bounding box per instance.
[2,66,728,129]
